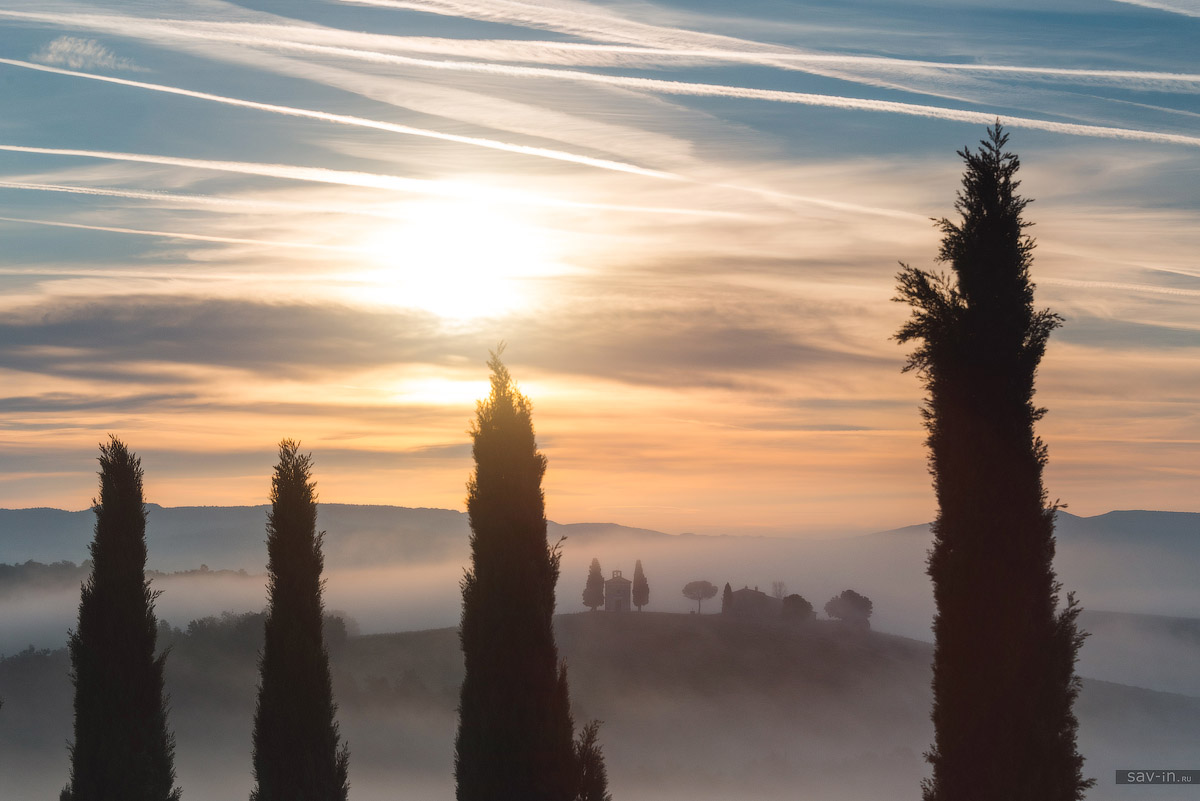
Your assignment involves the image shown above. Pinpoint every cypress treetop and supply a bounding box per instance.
[455,350,578,801]
[250,440,349,801]
[62,436,180,801]
[895,125,1090,801]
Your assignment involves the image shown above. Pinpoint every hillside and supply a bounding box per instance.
[3,611,1197,801]
[4,505,1199,653]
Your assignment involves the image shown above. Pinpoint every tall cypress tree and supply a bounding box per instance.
[250,440,349,801]
[895,125,1091,801]
[583,558,605,611]
[631,560,648,612]
[455,350,578,801]
[62,436,180,801]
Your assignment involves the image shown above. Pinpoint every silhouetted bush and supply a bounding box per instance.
[824,590,872,628]
[781,594,815,621]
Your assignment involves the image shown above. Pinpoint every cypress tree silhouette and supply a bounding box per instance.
[583,558,605,611]
[895,125,1091,801]
[62,437,180,801]
[574,721,613,801]
[250,440,349,801]
[631,560,649,611]
[455,350,579,801]
[721,582,733,615]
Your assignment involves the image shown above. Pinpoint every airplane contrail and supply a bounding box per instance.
[5,52,1197,162]
[0,57,677,181]
[0,215,358,251]
[3,9,1197,87]
[0,145,727,216]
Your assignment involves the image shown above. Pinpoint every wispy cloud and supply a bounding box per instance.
[0,57,678,180]
[0,143,712,215]
[30,35,140,71]
[0,215,356,252]
[1106,0,1200,18]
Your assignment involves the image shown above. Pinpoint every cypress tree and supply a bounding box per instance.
[631,560,649,611]
[62,436,180,801]
[250,440,349,801]
[895,125,1091,801]
[455,350,578,801]
[721,582,733,615]
[574,721,613,801]
[583,558,605,611]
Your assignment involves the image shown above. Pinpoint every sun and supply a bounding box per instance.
[353,201,568,320]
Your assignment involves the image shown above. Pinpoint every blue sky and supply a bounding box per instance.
[0,0,1197,535]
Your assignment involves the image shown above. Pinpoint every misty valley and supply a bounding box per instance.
[3,503,1200,800]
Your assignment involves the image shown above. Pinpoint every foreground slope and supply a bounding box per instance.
[3,611,1198,801]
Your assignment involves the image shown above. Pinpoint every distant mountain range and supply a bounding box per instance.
[2,504,1195,570]
[0,503,669,571]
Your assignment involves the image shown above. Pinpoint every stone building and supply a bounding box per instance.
[605,569,632,612]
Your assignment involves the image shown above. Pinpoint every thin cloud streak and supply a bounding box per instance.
[12,27,1167,152]
[7,9,1198,89]
[0,215,357,252]
[0,57,677,181]
[1107,0,1200,17]
[0,144,719,216]
[234,51,1200,149]
[0,180,414,220]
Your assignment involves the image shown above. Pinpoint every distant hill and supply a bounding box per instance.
[3,505,1198,653]
[0,503,668,571]
[2,611,1192,801]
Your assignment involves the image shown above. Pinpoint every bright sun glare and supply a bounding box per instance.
[355,202,568,320]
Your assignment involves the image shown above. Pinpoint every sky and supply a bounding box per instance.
[0,0,1197,536]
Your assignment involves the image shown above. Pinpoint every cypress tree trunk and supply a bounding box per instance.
[895,125,1091,801]
[62,437,180,801]
[455,351,578,801]
[250,440,349,801]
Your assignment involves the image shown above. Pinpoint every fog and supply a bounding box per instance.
[5,610,1199,801]
[5,509,1200,799]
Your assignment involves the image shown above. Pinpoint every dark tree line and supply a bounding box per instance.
[896,125,1090,801]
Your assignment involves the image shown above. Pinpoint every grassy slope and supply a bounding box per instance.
[3,612,1197,800]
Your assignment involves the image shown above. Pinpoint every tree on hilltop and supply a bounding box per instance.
[682,580,718,614]
[895,124,1090,801]
[632,560,649,611]
[583,558,605,611]
[824,589,873,628]
[781,594,814,621]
